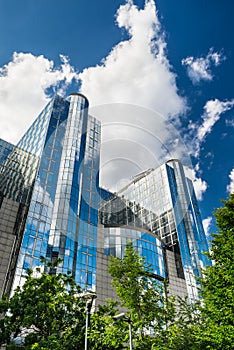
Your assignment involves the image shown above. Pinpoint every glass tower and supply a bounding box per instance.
[1,93,101,294]
[99,159,211,302]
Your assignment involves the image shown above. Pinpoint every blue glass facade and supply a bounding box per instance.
[166,160,211,300]
[103,226,166,280]
[8,93,101,292]
[100,159,211,301]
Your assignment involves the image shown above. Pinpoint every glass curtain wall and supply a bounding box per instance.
[10,93,101,293]
[100,160,211,301]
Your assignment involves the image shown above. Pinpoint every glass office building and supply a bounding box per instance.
[99,159,211,301]
[0,93,211,303]
[0,93,101,294]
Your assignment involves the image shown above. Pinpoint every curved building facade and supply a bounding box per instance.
[99,159,211,302]
[1,93,101,294]
[96,224,166,305]
[103,226,166,279]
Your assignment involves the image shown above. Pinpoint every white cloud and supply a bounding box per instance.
[225,118,234,127]
[96,103,193,191]
[0,52,79,144]
[193,176,208,201]
[197,99,234,141]
[227,168,234,193]
[182,48,225,84]
[184,98,234,200]
[185,167,207,201]
[189,98,234,158]
[202,216,212,237]
[78,0,188,190]
[79,0,185,116]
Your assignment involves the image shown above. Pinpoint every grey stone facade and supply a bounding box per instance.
[0,197,21,297]
[166,249,188,299]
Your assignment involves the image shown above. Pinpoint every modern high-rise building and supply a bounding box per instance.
[98,160,211,302]
[0,93,210,303]
[0,93,101,296]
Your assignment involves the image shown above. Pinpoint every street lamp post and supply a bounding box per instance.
[113,312,133,350]
[82,291,97,350]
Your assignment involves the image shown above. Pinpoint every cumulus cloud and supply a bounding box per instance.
[197,99,234,141]
[193,176,208,201]
[227,168,234,193]
[79,0,185,115]
[189,98,234,158]
[202,216,212,237]
[182,48,225,84]
[78,0,188,190]
[0,52,79,144]
[184,167,207,200]
[184,98,234,200]
[95,103,192,191]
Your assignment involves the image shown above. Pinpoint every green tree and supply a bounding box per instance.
[196,193,234,349]
[153,297,204,350]
[107,242,178,349]
[89,300,128,350]
[0,259,86,349]
[88,242,161,349]
[90,242,203,350]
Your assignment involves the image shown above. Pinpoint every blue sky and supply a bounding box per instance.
[0,0,233,236]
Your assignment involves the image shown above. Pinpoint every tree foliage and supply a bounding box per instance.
[197,193,234,349]
[89,300,128,350]
[0,259,86,349]
[89,242,201,350]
